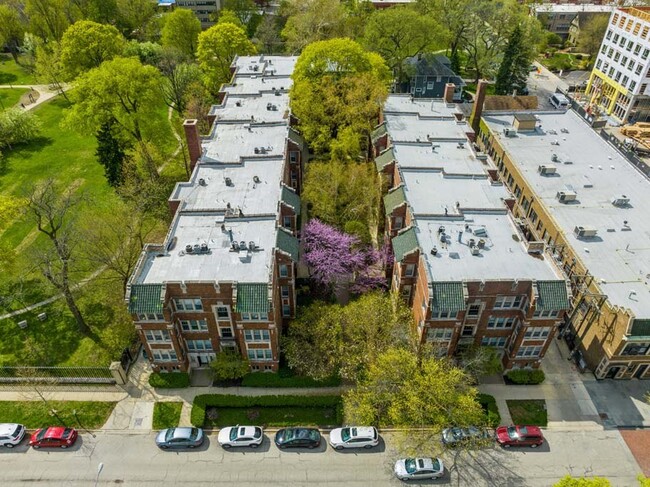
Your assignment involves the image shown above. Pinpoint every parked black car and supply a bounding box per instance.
[274,428,321,449]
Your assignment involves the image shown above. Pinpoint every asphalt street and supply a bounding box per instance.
[0,429,641,486]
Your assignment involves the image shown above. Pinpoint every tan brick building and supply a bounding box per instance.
[125,56,306,374]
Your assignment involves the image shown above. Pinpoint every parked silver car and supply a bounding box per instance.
[0,423,25,448]
[155,427,204,449]
[217,426,263,448]
[394,457,444,481]
[329,426,379,450]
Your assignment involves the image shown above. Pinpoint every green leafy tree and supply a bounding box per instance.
[64,56,165,179]
[495,25,530,95]
[123,40,164,66]
[577,14,610,58]
[115,0,156,40]
[343,347,485,453]
[0,5,26,63]
[553,476,611,487]
[416,0,472,61]
[291,38,389,155]
[34,42,70,102]
[25,0,75,42]
[161,8,201,58]
[72,0,120,24]
[223,0,261,37]
[60,20,126,79]
[160,62,202,115]
[197,22,256,94]
[253,14,283,54]
[363,6,447,85]
[217,9,245,29]
[210,350,250,383]
[95,120,128,187]
[281,0,348,53]
[0,108,42,151]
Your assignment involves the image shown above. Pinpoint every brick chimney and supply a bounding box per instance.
[183,119,201,171]
[444,83,455,104]
[470,80,488,133]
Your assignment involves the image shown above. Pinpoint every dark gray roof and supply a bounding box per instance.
[405,54,460,79]
[276,227,299,261]
[281,185,301,216]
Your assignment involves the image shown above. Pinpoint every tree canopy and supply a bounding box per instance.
[0,4,25,62]
[553,477,611,487]
[495,25,530,95]
[161,8,202,58]
[577,14,610,60]
[281,0,348,53]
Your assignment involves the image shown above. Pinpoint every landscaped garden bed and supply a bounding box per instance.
[149,372,190,389]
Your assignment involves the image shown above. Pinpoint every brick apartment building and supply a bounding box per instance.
[125,55,306,373]
[372,86,571,370]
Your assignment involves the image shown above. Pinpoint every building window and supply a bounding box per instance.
[216,306,229,320]
[244,329,270,342]
[481,336,506,348]
[152,349,178,362]
[174,298,203,311]
[461,325,475,337]
[219,326,234,339]
[533,309,559,318]
[394,216,404,230]
[596,59,602,70]
[404,263,416,277]
[145,330,171,342]
[524,327,551,339]
[516,346,543,358]
[137,313,164,322]
[643,26,649,39]
[628,59,635,70]
[621,56,628,66]
[487,316,517,329]
[643,48,650,60]
[615,71,622,82]
[186,339,213,351]
[621,342,650,356]
[642,83,648,93]
[614,51,620,62]
[606,29,612,40]
[289,151,298,163]
[240,312,265,321]
[282,304,291,317]
[401,284,412,300]
[283,216,292,228]
[613,32,619,43]
[627,40,634,51]
[247,349,273,361]
[180,319,208,332]
[636,64,644,75]
[631,80,637,91]
[221,341,237,351]
[466,304,481,317]
[281,286,289,298]
[431,309,458,320]
[279,264,289,278]
[427,328,453,341]
[494,295,524,310]
[623,75,630,86]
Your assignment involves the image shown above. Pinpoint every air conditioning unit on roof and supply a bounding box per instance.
[538,164,557,175]
[574,226,597,238]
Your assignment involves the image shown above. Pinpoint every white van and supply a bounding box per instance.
[549,93,570,109]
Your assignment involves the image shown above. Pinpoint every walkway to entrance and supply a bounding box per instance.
[189,368,213,387]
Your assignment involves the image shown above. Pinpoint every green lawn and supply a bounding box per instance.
[0,54,36,85]
[153,402,183,430]
[203,406,340,428]
[0,88,29,109]
[506,399,548,426]
[539,52,591,72]
[0,400,116,429]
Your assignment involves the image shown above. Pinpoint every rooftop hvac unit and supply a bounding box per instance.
[200,243,209,253]
[231,241,240,251]
[239,241,247,250]
[574,226,598,238]
[556,190,577,203]
[225,177,233,186]
[503,128,517,137]
[249,241,256,251]
[470,246,480,256]
[198,178,206,186]
[538,164,557,175]
[551,153,559,162]
[185,244,193,253]
[611,195,630,207]
[473,227,488,237]
[254,147,260,154]
[266,102,273,110]
[253,175,261,183]
[475,153,488,160]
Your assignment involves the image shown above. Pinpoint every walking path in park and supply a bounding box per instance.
[0,84,64,111]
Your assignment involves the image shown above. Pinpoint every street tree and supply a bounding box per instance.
[495,25,530,95]
[217,10,245,29]
[26,179,89,334]
[343,347,485,454]
[0,4,26,63]
[115,0,157,41]
[59,20,126,79]
[64,56,165,179]
[281,0,348,53]
[210,350,250,383]
[577,14,610,59]
[161,8,201,58]
[197,22,256,94]
[554,477,611,487]
[363,6,447,85]
[0,108,42,152]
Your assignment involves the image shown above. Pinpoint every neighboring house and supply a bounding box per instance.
[475,79,650,380]
[125,55,306,374]
[568,12,610,45]
[175,0,220,28]
[532,3,616,40]
[403,54,464,101]
[372,90,570,371]
[586,6,650,123]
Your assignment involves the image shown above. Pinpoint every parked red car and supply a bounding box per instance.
[495,425,544,448]
[30,427,78,449]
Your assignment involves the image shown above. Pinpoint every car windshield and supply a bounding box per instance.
[507,426,519,439]
[230,428,238,441]
[254,428,262,439]
[62,428,73,439]
[341,428,351,442]
[405,459,417,474]
[35,429,47,441]
[12,425,23,437]
[519,426,529,436]
[189,428,199,440]
[165,429,175,441]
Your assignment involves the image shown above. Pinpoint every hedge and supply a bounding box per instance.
[191,394,342,427]
[149,372,190,389]
[505,369,546,385]
[241,372,340,388]
[478,393,501,427]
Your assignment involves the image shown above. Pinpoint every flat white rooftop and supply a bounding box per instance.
[223,76,293,96]
[532,4,616,14]
[211,94,290,123]
[483,110,650,317]
[137,216,276,284]
[202,122,289,163]
[384,95,460,119]
[385,114,471,142]
[232,55,298,78]
[393,142,489,174]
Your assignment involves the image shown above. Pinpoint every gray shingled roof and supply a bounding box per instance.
[128,284,163,314]
[392,227,418,262]
[536,280,570,311]
[431,281,466,312]
[281,185,301,216]
[375,148,396,172]
[384,186,407,216]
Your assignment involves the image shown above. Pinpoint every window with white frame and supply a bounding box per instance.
[180,319,208,332]
[281,286,289,298]
[186,339,213,351]
[404,263,415,277]
[220,341,237,351]
[240,312,266,321]
[533,309,559,318]
[401,284,412,300]
[289,151,299,163]
[524,327,551,339]
[247,349,273,361]
[279,264,289,277]
[244,329,270,342]
[427,328,453,341]
[137,313,164,322]
[466,303,482,317]
[215,306,229,320]
[145,330,171,342]
[152,349,178,362]
[174,298,203,311]
[431,309,458,320]
[219,326,234,339]
[487,316,517,329]
[516,346,543,358]
[283,216,292,228]
[494,295,524,309]
[282,304,291,317]
[481,336,507,348]
[621,342,650,356]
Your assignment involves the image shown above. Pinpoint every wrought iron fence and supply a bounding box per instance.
[0,366,114,384]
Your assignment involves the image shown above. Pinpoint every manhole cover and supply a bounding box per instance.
[134,418,143,427]
[599,412,609,420]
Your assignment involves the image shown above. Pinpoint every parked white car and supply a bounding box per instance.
[217,425,264,448]
[0,423,26,448]
[328,426,379,450]
[394,457,444,481]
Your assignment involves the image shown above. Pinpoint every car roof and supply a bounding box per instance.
[351,427,375,438]
[44,427,66,438]
[416,458,435,470]
[0,423,20,435]
[237,426,258,436]
[520,425,542,435]
[171,427,194,439]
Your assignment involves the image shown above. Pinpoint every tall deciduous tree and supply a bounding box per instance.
[281,0,347,53]
[0,5,25,63]
[210,350,250,383]
[25,0,75,42]
[64,56,164,179]
[495,25,529,95]
[160,62,202,115]
[363,6,447,85]
[577,14,610,59]
[26,179,89,334]
[253,14,283,54]
[34,42,70,101]
[161,8,201,58]
[416,0,472,61]
[197,22,256,94]
[0,108,42,151]
[115,0,156,40]
[553,477,611,487]
[59,20,126,79]
[223,0,261,37]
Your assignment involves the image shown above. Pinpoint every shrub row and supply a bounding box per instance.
[505,369,546,385]
[149,372,190,389]
[191,394,342,427]
[478,393,501,427]
[241,372,340,388]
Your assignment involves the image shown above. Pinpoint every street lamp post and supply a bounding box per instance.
[94,462,104,487]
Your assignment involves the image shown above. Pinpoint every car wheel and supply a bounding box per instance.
[250,444,258,449]
[503,444,511,448]
[60,445,68,449]
[530,443,539,449]
[223,444,231,449]
[5,444,14,449]
[364,444,373,449]
[335,445,344,450]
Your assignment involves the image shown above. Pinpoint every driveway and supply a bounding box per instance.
[583,379,650,429]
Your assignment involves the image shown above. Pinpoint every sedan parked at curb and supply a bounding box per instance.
[274,428,321,449]
[329,426,379,450]
[0,423,25,448]
[30,427,78,449]
[155,427,204,450]
[441,426,492,447]
[394,457,444,481]
[495,425,544,448]
[217,425,264,448]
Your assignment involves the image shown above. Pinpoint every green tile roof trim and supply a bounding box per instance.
[375,148,395,171]
[236,283,270,313]
[384,186,407,216]
[371,123,387,142]
[630,320,650,337]
[128,284,163,314]
[276,228,299,261]
[431,282,466,312]
[536,280,570,311]
[392,227,418,262]
[281,186,301,216]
